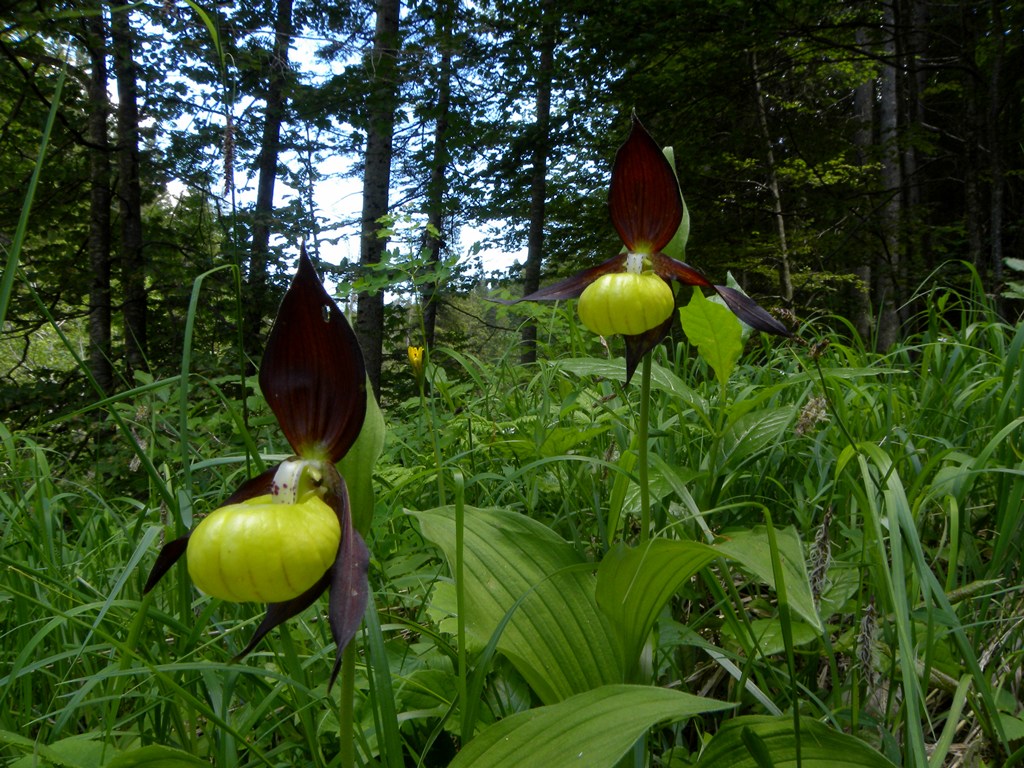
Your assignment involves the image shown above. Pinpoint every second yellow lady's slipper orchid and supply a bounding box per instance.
[506,113,791,381]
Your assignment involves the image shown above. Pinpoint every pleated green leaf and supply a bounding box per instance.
[451,684,732,768]
[413,506,624,704]
[596,539,718,674]
[694,716,897,768]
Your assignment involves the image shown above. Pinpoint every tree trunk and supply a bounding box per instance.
[875,0,902,351]
[356,0,401,397]
[520,0,556,364]
[987,0,1006,310]
[246,0,294,358]
[903,0,927,275]
[84,5,113,394]
[422,5,453,350]
[110,3,146,375]
[852,25,874,342]
[751,49,793,306]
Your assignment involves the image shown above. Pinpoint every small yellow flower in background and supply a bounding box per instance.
[408,345,425,386]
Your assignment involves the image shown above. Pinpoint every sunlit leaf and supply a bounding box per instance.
[716,406,796,468]
[337,381,386,534]
[679,288,743,388]
[451,685,732,768]
[715,526,821,631]
[661,146,690,260]
[596,540,718,675]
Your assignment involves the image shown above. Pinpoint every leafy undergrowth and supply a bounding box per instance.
[2,283,1024,767]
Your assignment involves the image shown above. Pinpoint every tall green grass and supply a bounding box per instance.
[3,266,1023,765]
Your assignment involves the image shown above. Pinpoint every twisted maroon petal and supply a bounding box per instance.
[497,255,626,304]
[651,252,713,288]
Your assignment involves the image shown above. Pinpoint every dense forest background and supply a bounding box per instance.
[3,0,1022,422]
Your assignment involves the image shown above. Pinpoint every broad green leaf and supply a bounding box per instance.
[451,684,732,768]
[720,617,821,656]
[695,716,897,767]
[1003,256,1024,273]
[538,424,608,457]
[716,406,796,468]
[413,506,624,703]
[607,444,637,542]
[596,540,718,675]
[715,526,821,631]
[679,288,743,388]
[103,746,208,768]
[338,381,386,534]
[3,731,100,768]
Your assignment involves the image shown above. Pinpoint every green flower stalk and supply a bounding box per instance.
[145,250,371,687]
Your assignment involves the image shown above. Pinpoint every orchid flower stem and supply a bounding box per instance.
[338,641,356,768]
[421,379,447,507]
[638,352,653,544]
[453,469,469,740]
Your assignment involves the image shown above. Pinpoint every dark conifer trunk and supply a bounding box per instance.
[422,10,452,350]
[875,0,902,351]
[356,0,401,397]
[84,4,113,394]
[111,3,146,375]
[246,0,294,358]
[520,0,556,365]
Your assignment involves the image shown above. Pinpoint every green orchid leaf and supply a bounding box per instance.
[661,146,690,260]
[337,380,386,534]
[4,732,106,768]
[715,526,821,631]
[103,749,207,765]
[716,406,796,469]
[596,540,718,675]
[720,617,821,656]
[679,288,743,389]
[694,716,897,768]
[412,506,623,704]
[451,684,732,768]
[103,745,208,767]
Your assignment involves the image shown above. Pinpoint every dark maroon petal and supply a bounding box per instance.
[713,285,792,337]
[609,115,683,253]
[234,571,331,661]
[327,492,370,690]
[143,534,190,593]
[495,255,626,304]
[260,249,367,462]
[651,252,713,288]
[623,314,676,384]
